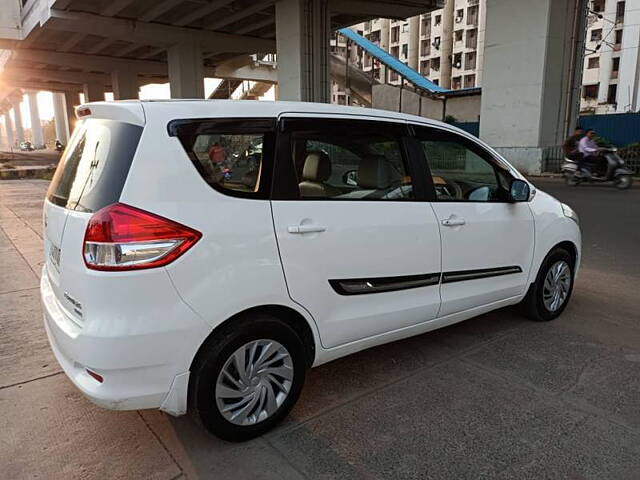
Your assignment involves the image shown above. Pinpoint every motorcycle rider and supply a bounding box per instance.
[563,127,584,169]
[578,129,602,177]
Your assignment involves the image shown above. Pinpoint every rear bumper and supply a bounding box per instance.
[41,266,208,413]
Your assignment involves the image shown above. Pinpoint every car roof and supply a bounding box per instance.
[78,99,451,129]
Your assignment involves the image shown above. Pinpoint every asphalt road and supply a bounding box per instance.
[0,178,638,480]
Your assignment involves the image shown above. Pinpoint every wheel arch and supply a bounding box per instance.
[189,304,317,372]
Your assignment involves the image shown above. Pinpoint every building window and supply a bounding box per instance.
[616,1,625,23]
[452,76,462,90]
[466,28,477,49]
[465,51,477,70]
[583,84,599,99]
[391,26,400,43]
[467,5,479,26]
[420,60,430,75]
[588,57,599,68]
[433,79,439,86]
[592,0,604,13]
[464,74,476,88]
[431,57,440,71]
[455,9,464,23]
[401,23,409,33]
[401,44,408,58]
[390,71,399,82]
[391,45,400,58]
[434,15,441,26]
[433,36,441,50]
[453,53,462,69]
[607,84,618,104]
[615,29,623,47]
[455,30,463,43]
[612,56,620,78]
[591,29,602,42]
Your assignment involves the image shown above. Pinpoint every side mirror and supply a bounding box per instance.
[343,170,358,187]
[509,179,530,202]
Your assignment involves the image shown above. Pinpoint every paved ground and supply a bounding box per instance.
[0,178,638,480]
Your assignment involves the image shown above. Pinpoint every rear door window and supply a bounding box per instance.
[169,118,276,199]
[47,119,143,212]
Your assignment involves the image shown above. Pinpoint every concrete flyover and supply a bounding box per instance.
[0,0,591,174]
[0,0,443,149]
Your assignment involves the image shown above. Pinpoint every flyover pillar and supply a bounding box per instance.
[26,91,45,148]
[111,70,139,100]
[275,0,330,102]
[83,82,105,102]
[168,40,204,98]
[12,101,25,144]
[479,0,588,174]
[64,91,80,136]
[4,112,15,148]
[52,92,69,144]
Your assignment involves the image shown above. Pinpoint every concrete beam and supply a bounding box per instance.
[2,80,83,93]
[45,9,277,53]
[3,67,109,84]
[174,0,235,27]
[214,63,277,84]
[139,0,184,22]
[328,0,442,19]
[10,49,169,75]
[207,1,274,31]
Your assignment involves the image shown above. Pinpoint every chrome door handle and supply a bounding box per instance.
[287,225,327,234]
[441,217,466,227]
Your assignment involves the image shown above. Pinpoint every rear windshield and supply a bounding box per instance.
[47,119,143,212]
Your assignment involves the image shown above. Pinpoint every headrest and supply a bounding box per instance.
[358,155,392,189]
[302,151,331,182]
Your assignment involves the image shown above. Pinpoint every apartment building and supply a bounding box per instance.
[329,0,487,104]
[581,0,640,113]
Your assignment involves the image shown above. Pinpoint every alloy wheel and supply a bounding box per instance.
[215,339,294,426]
[542,260,571,312]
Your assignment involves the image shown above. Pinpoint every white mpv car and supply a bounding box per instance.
[42,100,581,441]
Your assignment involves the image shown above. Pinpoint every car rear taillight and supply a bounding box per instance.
[83,203,201,271]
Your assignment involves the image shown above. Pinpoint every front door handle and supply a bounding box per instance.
[288,225,327,234]
[441,216,466,227]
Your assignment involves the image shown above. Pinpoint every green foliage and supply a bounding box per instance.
[444,114,459,124]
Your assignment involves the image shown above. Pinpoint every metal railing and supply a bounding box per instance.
[542,145,640,174]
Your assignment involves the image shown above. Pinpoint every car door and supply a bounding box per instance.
[412,124,535,317]
[270,114,442,349]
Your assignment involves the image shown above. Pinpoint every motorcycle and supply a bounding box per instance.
[54,140,64,152]
[561,147,634,190]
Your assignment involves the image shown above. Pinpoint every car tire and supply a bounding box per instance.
[189,313,307,442]
[520,247,575,322]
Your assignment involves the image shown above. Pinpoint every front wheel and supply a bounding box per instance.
[614,174,633,190]
[565,174,579,186]
[189,314,307,441]
[520,248,575,321]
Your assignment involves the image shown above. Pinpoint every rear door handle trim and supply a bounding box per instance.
[441,217,466,227]
[288,225,327,234]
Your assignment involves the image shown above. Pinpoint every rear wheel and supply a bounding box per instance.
[614,174,633,190]
[520,248,575,321]
[565,174,579,186]
[189,314,307,441]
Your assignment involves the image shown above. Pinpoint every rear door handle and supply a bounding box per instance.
[288,225,327,234]
[441,217,466,227]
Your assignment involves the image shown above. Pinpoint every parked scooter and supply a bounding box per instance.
[561,147,633,190]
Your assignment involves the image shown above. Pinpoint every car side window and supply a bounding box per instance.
[414,126,511,202]
[169,118,275,199]
[283,119,414,200]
